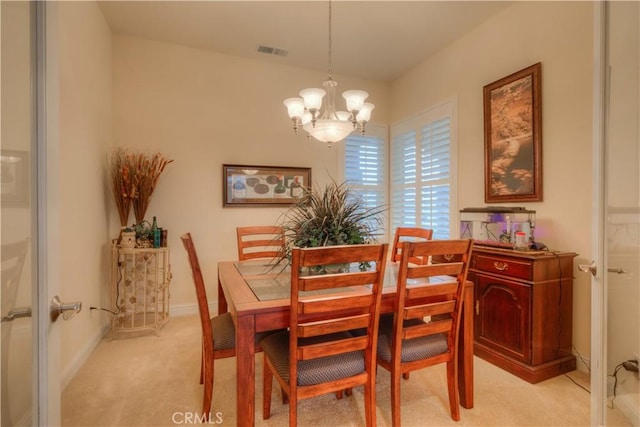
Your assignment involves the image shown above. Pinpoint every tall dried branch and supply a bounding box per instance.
[108,148,135,227]
[131,152,174,223]
[108,148,173,228]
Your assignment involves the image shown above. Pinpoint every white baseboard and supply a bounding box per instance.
[60,323,109,391]
[607,376,640,425]
[572,349,591,375]
[169,302,215,317]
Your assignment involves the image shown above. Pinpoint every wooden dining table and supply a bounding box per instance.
[217,259,475,427]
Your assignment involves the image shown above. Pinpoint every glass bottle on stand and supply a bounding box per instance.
[152,216,161,248]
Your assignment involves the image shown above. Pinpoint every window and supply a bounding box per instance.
[341,125,388,240]
[390,101,457,239]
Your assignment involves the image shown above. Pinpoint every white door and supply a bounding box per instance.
[1,2,40,424]
[2,2,76,425]
[591,2,640,425]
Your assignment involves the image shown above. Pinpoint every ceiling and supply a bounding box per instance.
[97,1,511,82]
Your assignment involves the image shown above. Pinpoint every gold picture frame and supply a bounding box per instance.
[484,62,542,203]
[223,164,311,207]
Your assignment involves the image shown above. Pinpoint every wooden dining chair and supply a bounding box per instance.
[391,227,433,264]
[236,225,286,261]
[181,233,236,418]
[260,243,389,427]
[377,239,473,426]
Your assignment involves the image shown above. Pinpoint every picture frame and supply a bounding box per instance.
[223,164,311,207]
[483,62,542,203]
[1,150,29,208]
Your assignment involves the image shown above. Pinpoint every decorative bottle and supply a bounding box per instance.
[232,176,246,199]
[152,216,161,248]
[274,175,287,198]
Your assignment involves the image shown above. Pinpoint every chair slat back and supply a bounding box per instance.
[290,244,388,364]
[236,226,285,261]
[391,227,433,264]
[180,233,213,340]
[393,239,473,360]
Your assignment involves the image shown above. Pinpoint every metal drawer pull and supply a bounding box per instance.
[493,261,509,271]
[444,254,455,262]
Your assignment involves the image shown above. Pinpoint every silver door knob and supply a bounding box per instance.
[50,295,82,322]
[578,260,597,277]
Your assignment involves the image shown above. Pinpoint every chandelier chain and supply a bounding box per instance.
[282,0,373,144]
[328,0,333,80]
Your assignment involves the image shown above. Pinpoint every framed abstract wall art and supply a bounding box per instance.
[223,164,311,207]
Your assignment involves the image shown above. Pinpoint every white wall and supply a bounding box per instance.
[57,1,112,384]
[67,1,595,376]
[390,2,594,364]
[111,35,389,311]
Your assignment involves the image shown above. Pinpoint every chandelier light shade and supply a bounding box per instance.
[283,1,374,147]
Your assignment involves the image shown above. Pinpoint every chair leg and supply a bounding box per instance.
[345,387,353,397]
[364,378,376,427]
[391,368,402,427]
[288,390,297,427]
[263,356,273,420]
[202,352,213,420]
[336,390,344,399]
[199,342,204,385]
[446,360,460,421]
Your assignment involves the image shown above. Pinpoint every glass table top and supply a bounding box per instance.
[232,259,448,301]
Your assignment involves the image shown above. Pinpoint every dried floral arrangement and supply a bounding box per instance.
[108,147,173,228]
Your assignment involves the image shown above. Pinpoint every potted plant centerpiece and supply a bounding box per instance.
[275,180,387,271]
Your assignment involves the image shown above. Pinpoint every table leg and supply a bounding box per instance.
[218,276,228,314]
[236,314,256,427]
[458,282,474,409]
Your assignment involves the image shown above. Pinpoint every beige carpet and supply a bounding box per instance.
[62,315,596,426]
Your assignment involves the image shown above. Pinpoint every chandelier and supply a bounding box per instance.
[283,1,374,147]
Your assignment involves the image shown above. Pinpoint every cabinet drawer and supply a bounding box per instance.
[472,254,532,280]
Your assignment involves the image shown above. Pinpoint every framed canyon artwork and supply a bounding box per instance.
[483,62,542,203]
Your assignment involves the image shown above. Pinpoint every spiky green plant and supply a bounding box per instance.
[274,180,387,268]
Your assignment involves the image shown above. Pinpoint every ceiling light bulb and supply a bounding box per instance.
[342,90,369,112]
[356,103,375,123]
[283,98,305,119]
[299,88,326,111]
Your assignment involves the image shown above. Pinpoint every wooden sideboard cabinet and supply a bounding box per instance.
[110,241,171,338]
[469,246,577,383]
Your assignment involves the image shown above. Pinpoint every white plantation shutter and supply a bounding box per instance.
[391,130,418,227]
[343,127,388,239]
[391,101,457,239]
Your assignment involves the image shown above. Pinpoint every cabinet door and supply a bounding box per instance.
[474,273,531,363]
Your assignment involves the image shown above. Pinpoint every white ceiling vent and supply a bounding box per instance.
[257,45,288,57]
